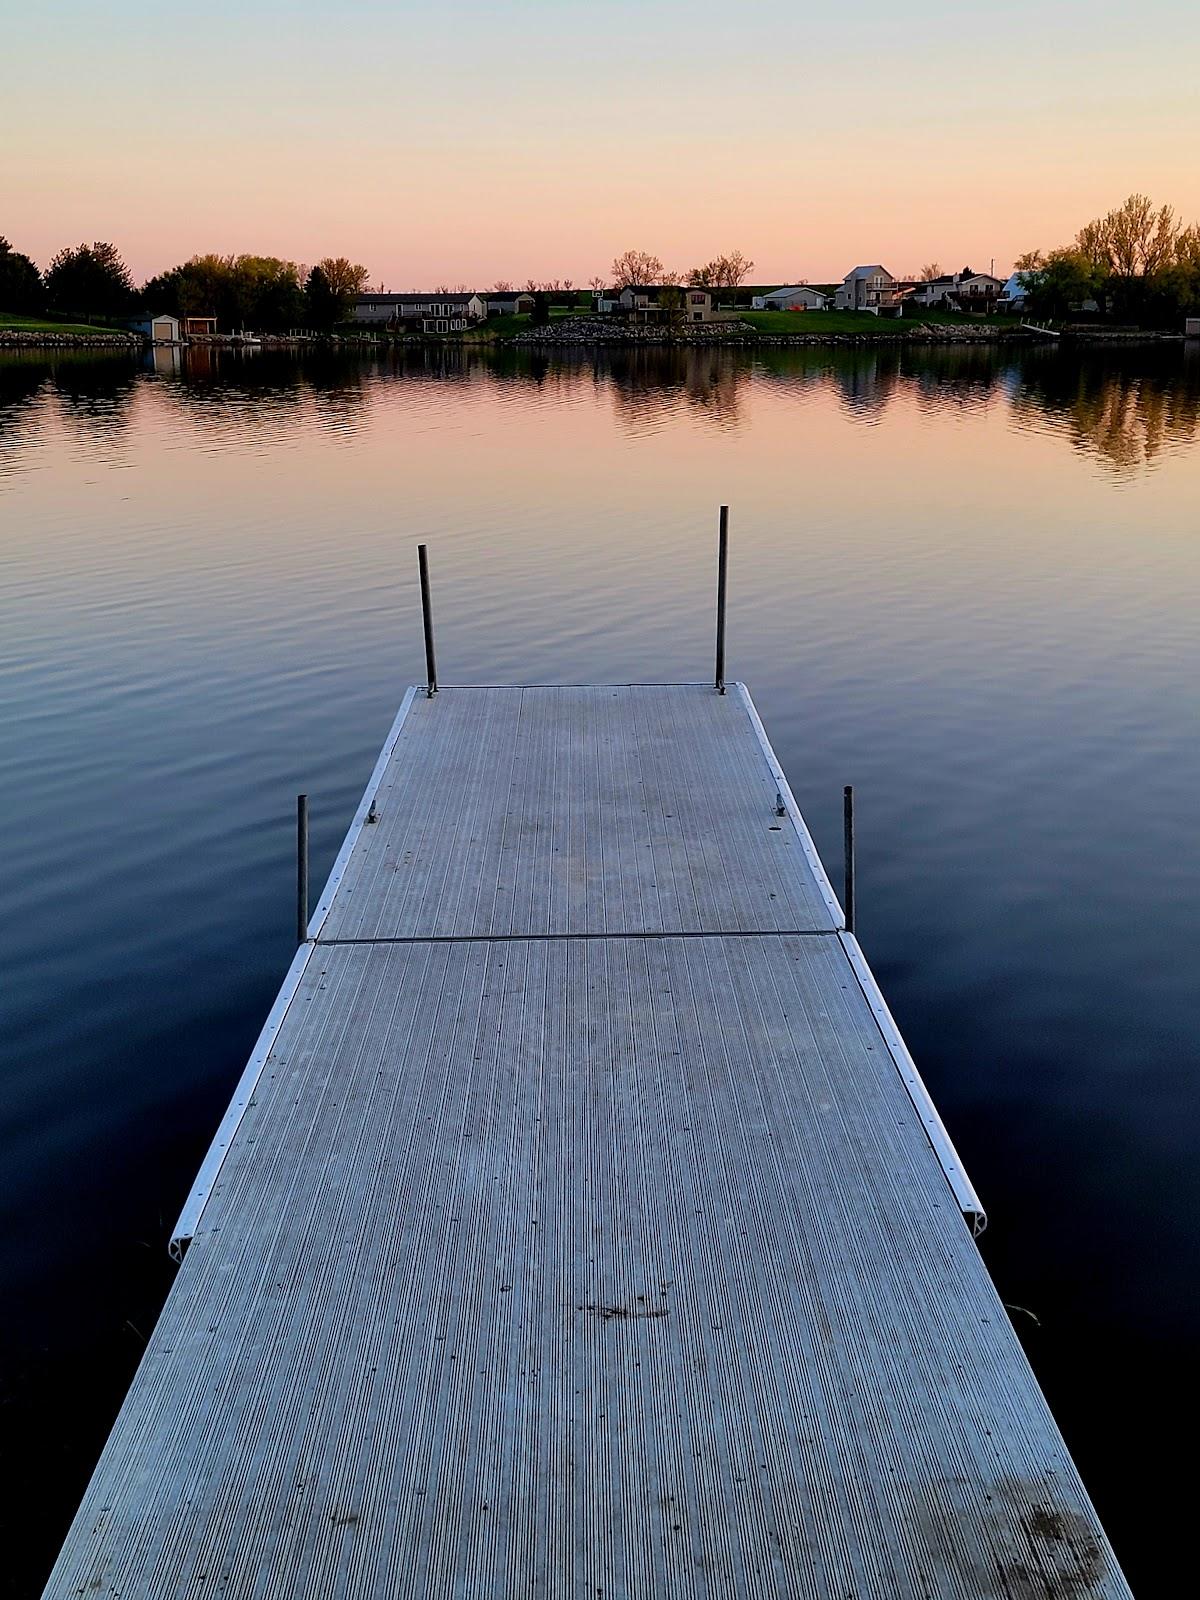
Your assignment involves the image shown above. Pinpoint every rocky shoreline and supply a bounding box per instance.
[508,316,1037,348]
[0,328,142,350]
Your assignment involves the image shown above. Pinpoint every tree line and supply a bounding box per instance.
[604,249,755,292]
[1017,194,1200,324]
[0,235,371,330]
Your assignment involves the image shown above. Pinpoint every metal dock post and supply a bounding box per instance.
[418,542,438,696]
[715,504,728,694]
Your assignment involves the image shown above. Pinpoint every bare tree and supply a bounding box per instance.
[588,275,606,292]
[433,283,450,293]
[920,261,942,281]
[689,251,755,290]
[610,249,664,288]
[492,279,513,293]
[718,249,754,288]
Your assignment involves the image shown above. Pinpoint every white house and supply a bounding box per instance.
[954,270,1004,305]
[911,272,959,306]
[913,269,1005,309]
[752,285,829,311]
[353,293,487,332]
[834,266,898,312]
[996,272,1030,313]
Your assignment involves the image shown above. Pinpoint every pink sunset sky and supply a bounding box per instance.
[3,1,1199,288]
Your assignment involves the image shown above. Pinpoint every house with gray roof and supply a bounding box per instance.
[912,268,1004,310]
[353,293,487,332]
[834,265,899,312]
[486,292,535,318]
[751,285,829,311]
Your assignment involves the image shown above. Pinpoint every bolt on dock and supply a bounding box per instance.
[42,530,1131,1598]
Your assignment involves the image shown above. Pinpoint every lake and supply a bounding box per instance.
[2,340,1198,1596]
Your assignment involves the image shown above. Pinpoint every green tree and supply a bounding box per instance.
[143,253,306,331]
[304,257,369,327]
[44,241,134,319]
[658,285,685,324]
[1023,194,1191,326]
[1021,248,1102,318]
[140,266,184,315]
[0,236,43,312]
[304,265,339,328]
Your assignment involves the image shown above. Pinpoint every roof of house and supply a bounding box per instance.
[355,293,480,307]
[921,269,1003,290]
[621,284,702,296]
[843,264,893,281]
[763,285,829,300]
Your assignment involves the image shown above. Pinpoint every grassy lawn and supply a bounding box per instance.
[0,313,128,336]
[741,308,1016,336]
[460,313,531,340]
[462,308,595,339]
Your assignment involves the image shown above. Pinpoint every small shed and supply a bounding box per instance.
[125,313,181,343]
[486,293,535,317]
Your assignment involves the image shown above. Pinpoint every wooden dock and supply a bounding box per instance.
[43,675,1131,1598]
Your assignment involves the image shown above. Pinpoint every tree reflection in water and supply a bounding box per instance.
[1,340,1198,479]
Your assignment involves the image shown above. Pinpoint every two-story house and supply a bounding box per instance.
[834,266,899,312]
[912,268,1005,310]
[613,285,722,323]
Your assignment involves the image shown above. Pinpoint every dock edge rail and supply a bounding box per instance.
[169,687,419,1260]
[839,930,987,1235]
[737,681,985,1237]
[735,683,847,930]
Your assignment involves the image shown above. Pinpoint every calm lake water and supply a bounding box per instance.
[2,341,1198,1596]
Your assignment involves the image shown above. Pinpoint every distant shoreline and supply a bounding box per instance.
[1,321,1187,354]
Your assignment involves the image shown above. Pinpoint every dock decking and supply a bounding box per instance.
[44,684,1131,1599]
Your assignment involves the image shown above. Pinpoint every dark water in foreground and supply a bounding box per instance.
[2,342,1198,1596]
